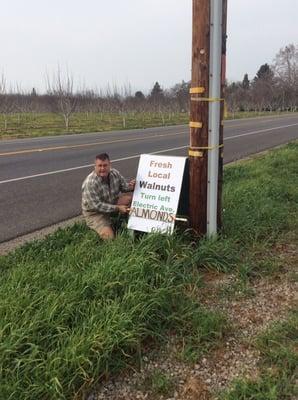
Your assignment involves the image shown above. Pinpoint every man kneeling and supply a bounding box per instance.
[82,153,135,240]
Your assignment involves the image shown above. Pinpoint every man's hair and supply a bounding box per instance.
[95,153,110,161]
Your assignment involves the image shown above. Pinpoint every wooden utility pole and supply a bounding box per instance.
[189,0,210,235]
[189,0,225,236]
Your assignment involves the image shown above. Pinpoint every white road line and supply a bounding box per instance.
[224,123,298,140]
[0,122,297,185]
[224,113,298,123]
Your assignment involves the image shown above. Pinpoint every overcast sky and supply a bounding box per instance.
[1,0,297,93]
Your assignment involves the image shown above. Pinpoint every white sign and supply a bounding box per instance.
[128,154,186,234]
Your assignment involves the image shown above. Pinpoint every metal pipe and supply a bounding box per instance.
[207,0,223,236]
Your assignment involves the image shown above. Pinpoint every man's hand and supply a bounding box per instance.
[117,205,128,214]
[128,179,136,190]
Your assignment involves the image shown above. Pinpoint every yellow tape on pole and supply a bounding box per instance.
[189,121,203,128]
[190,97,224,102]
[189,87,205,94]
[188,150,203,157]
[190,144,224,151]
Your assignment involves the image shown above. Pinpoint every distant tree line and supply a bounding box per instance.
[226,43,298,115]
[0,43,297,131]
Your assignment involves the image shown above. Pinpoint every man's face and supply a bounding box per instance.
[95,158,111,178]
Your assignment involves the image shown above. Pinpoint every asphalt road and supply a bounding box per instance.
[0,113,297,243]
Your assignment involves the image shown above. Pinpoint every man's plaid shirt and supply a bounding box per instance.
[82,169,130,214]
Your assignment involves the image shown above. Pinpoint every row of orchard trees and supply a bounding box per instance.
[0,71,190,131]
[0,44,297,131]
[226,44,298,115]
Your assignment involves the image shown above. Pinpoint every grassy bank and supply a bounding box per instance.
[0,111,295,139]
[0,142,297,399]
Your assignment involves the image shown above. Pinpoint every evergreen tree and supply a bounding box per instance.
[150,82,164,100]
[255,63,274,81]
[242,73,250,89]
[134,91,145,100]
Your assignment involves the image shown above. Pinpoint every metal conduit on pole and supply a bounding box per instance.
[207,0,223,236]
[217,0,228,230]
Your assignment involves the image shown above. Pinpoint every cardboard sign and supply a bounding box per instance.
[128,154,186,234]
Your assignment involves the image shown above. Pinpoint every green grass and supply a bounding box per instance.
[0,229,227,399]
[0,110,295,139]
[0,111,189,139]
[222,142,298,279]
[0,142,297,399]
[220,312,298,400]
[223,143,298,243]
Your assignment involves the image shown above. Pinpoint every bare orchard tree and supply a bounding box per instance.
[14,85,39,122]
[0,74,16,131]
[225,82,242,116]
[119,84,134,128]
[170,80,190,113]
[272,43,298,111]
[46,68,77,130]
